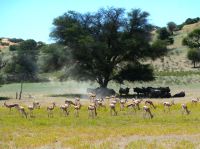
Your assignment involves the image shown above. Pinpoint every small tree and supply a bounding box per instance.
[183,29,200,48]
[183,29,200,68]
[167,22,177,35]
[4,39,39,99]
[187,49,200,68]
[157,27,170,40]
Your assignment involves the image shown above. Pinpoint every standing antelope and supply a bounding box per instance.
[143,106,153,119]
[88,103,97,118]
[120,99,128,111]
[181,104,190,115]
[163,100,175,112]
[89,93,96,103]
[15,105,27,118]
[145,100,156,109]
[28,101,40,117]
[74,103,82,117]
[110,99,118,116]
[60,103,70,116]
[4,102,19,112]
[47,102,56,117]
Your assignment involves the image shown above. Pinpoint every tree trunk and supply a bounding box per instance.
[19,81,23,100]
[99,79,109,88]
[193,61,196,68]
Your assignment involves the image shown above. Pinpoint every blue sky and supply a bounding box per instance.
[0,0,199,43]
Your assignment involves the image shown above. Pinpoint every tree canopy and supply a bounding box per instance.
[167,22,177,35]
[183,29,200,48]
[5,39,39,82]
[183,29,200,68]
[50,8,168,87]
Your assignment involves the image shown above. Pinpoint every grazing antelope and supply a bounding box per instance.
[145,100,156,109]
[15,105,27,118]
[181,104,190,115]
[143,106,153,119]
[163,100,175,112]
[96,98,106,109]
[119,99,128,111]
[65,100,75,106]
[60,103,70,116]
[126,102,137,113]
[28,101,40,117]
[74,103,82,117]
[47,102,56,117]
[4,102,19,112]
[88,103,97,118]
[191,98,199,105]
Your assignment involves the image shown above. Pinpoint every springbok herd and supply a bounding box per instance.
[2,93,199,119]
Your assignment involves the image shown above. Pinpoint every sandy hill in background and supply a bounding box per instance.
[151,21,200,72]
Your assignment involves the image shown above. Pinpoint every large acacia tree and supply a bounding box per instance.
[51,8,167,87]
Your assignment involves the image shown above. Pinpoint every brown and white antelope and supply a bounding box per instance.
[181,104,190,115]
[96,98,106,109]
[119,99,128,111]
[163,100,175,112]
[28,101,40,117]
[74,103,82,117]
[110,99,118,116]
[60,103,70,116]
[145,100,156,109]
[143,105,153,119]
[88,103,97,118]
[15,105,27,118]
[191,98,199,105]
[4,102,19,112]
[89,93,96,103]
[133,99,142,110]
[47,102,56,117]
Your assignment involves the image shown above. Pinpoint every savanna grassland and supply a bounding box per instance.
[1,79,200,149]
[1,18,200,149]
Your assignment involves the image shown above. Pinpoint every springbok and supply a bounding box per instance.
[145,100,156,109]
[143,106,153,119]
[47,102,56,117]
[181,104,190,115]
[74,103,82,117]
[163,100,175,112]
[95,98,106,109]
[28,101,40,117]
[191,98,199,105]
[15,105,27,118]
[133,99,142,110]
[119,99,128,111]
[88,103,97,118]
[110,99,118,116]
[4,102,19,112]
[60,103,70,116]
[89,93,96,103]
